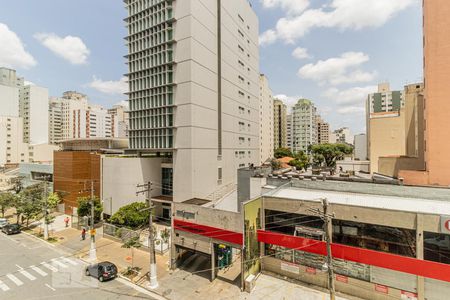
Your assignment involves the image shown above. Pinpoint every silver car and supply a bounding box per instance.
[0,218,9,229]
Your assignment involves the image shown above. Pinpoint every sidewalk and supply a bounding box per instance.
[51,227,353,300]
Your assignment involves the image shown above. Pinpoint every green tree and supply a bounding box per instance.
[110,202,150,229]
[42,192,61,226]
[77,196,103,223]
[121,236,142,269]
[270,159,281,170]
[0,192,16,217]
[15,184,44,226]
[310,143,353,168]
[274,147,293,158]
[288,151,310,171]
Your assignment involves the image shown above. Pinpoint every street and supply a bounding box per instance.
[0,231,156,299]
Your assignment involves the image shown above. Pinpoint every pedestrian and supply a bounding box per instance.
[81,227,86,240]
[64,216,70,228]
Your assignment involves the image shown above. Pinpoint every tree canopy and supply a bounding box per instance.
[77,196,103,222]
[110,202,150,229]
[288,151,310,171]
[274,147,293,159]
[0,192,17,217]
[310,143,353,168]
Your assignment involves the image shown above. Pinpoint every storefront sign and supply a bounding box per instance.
[336,274,348,283]
[441,216,450,233]
[401,291,418,300]
[375,284,389,294]
[306,267,316,275]
[281,262,300,274]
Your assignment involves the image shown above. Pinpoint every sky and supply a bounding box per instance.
[0,0,423,134]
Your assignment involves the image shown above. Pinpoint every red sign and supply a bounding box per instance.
[306,267,316,274]
[375,284,389,294]
[445,220,450,231]
[401,291,418,300]
[336,274,348,283]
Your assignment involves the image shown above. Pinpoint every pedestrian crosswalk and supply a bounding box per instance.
[0,256,83,293]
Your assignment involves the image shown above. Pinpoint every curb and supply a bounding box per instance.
[116,274,168,300]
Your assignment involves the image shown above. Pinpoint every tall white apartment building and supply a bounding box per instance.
[286,114,293,150]
[73,104,118,138]
[0,116,29,165]
[108,104,129,138]
[291,99,317,153]
[19,85,49,144]
[259,74,273,164]
[49,99,63,144]
[125,0,259,202]
[0,68,23,117]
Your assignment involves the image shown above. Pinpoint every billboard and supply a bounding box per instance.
[243,197,262,279]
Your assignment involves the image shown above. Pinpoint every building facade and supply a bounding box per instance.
[291,99,317,153]
[286,114,293,150]
[73,104,118,139]
[0,116,29,165]
[353,133,367,160]
[273,99,287,150]
[125,0,260,203]
[258,74,273,164]
[108,104,129,138]
[19,85,49,145]
[316,116,329,144]
[400,0,450,186]
[49,99,62,144]
[0,67,22,117]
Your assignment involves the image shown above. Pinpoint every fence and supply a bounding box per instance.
[103,223,170,254]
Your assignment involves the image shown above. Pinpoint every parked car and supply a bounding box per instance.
[2,224,21,235]
[0,218,9,229]
[85,262,118,282]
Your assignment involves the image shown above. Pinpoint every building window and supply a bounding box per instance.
[424,232,450,264]
[218,167,222,180]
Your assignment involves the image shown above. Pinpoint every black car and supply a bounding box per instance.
[85,261,118,282]
[2,224,21,235]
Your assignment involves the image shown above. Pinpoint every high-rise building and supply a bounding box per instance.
[316,116,330,144]
[273,99,287,150]
[0,116,29,165]
[108,104,129,138]
[400,1,450,186]
[286,114,293,151]
[368,83,424,175]
[0,67,22,117]
[19,85,49,144]
[73,104,118,139]
[259,74,273,163]
[125,0,259,202]
[332,127,353,145]
[49,99,62,144]
[291,99,317,153]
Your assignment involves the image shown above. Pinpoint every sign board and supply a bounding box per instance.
[441,215,450,233]
[306,267,316,275]
[90,229,96,235]
[375,284,389,294]
[336,274,349,283]
[281,262,300,275]
[30,171,53,182]
[401,291,418,300]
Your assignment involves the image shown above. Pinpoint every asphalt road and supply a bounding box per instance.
[0,231,156,299]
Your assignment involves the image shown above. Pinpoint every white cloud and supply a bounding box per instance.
[259,29,278,46]
[298,52,376,86]
[323,85,377,115]
[34,33,90,65]
[115,100,129,109]
[260,0,415,45]
[0,23,37,69]
[88,76,128,95]
[274,94,300,109]
[292,47,310,60]
[260,0,310,16]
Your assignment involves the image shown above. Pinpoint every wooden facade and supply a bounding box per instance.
[53,151,101,215]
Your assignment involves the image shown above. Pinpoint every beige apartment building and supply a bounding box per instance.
[273,99,287,150]
[400,0,450,186]
[316,115,329,144]
[125,0,260,202]
[259,74,274,164]
[368,83,424,175]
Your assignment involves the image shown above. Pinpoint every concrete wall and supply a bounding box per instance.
[0,84,19,117]
[259,74,274,164]
[354,134,367,160]
[101,156,163,215]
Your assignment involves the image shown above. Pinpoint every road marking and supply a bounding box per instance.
[6,274,23,286]
[60,257,78,266]
[0,280,10,292]
[19,269,36,281]
[41,262,58,272]
[51,258,68,269]
[30,265,48,277]
[45,283,56,291]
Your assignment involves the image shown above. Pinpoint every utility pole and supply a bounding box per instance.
[308,198,335,300]
[137,181,158,289]
[43,181,49,240]
[89,180,97,261]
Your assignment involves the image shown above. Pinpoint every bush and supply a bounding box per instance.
[110,202,150,229]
